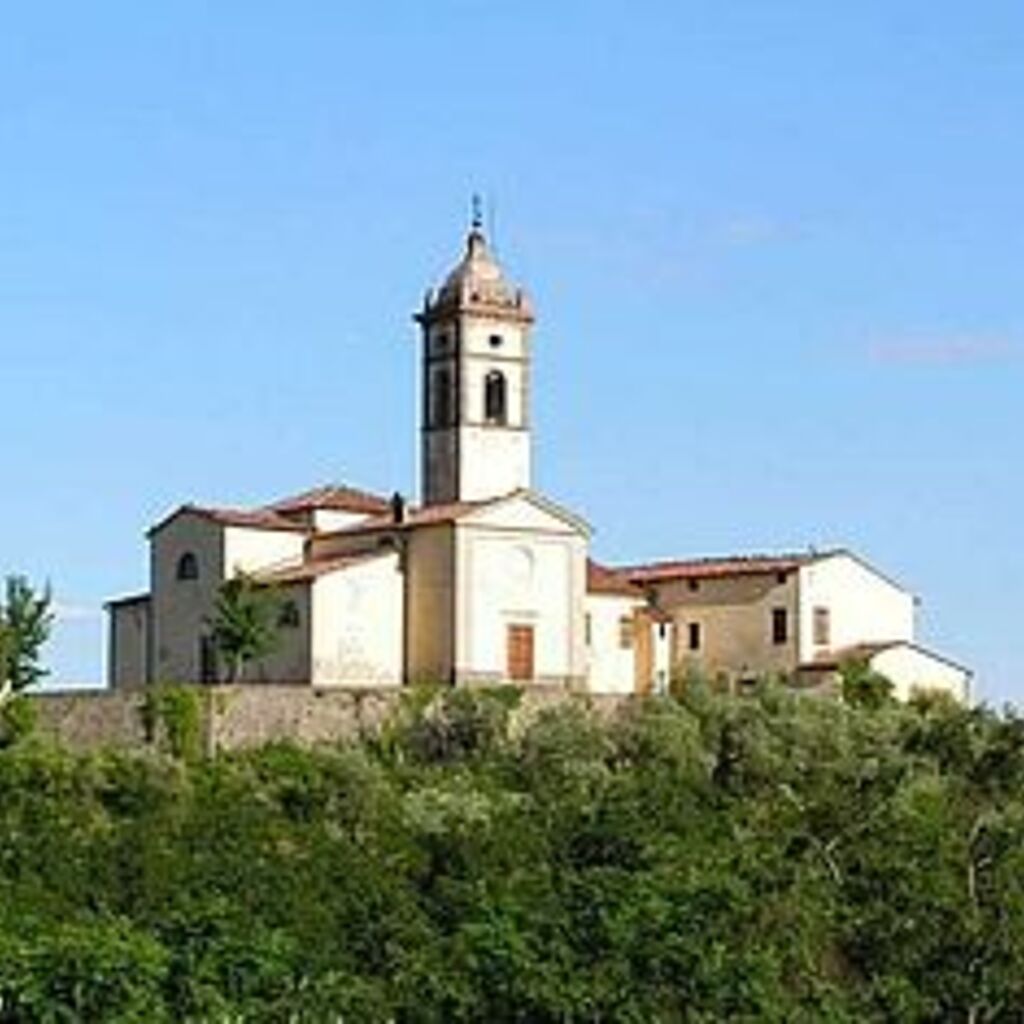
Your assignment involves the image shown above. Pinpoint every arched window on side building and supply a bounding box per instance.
[176,552,199,581]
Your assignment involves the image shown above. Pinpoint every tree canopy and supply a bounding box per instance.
[0,575,52,702]
[208,573,281,683]
[1,684,1022,1021]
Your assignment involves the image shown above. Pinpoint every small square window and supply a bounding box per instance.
[585,613,593,647]
[489,334,503,348]
[688,578,700,592]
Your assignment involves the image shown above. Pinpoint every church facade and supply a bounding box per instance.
[107,217,970,701]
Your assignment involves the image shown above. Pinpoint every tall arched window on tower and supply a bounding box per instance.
[433,368,452,427]
[484,370,507,425]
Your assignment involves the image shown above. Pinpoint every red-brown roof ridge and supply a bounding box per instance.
[266,483,391,516]
[587,559,643,596]
[621,551,832,583]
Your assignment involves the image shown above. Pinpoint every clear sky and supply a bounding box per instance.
[1,3,1021,702]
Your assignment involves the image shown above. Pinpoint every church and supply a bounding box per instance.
[107,214,971,702]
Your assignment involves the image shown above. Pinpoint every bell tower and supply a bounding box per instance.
[416,204,535,506]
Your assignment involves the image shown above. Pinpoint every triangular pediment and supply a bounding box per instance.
[459,489,591,537]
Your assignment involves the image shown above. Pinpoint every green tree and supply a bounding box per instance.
[207,573,281,683]
[840,656,894,710]
[0,575,53,702]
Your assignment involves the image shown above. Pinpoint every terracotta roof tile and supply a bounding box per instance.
[148,504,310,536]
[587,559,643,597]
[253,551,391,584]
[623,552,818,584]
[267,484,391,516]
[190,505,310,532]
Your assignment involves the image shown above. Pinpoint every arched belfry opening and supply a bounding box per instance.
[433,367,452,428]
[484,370,507,425]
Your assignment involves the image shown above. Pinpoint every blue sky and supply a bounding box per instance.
[1,3,1021,701]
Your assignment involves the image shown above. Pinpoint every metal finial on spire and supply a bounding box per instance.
[471,193,484,231]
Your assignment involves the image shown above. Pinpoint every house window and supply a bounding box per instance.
[176,552,199,581]
[688,622,701,651]
[618,615,635,650]
[813,607,831,646]
[585,613,593,647]
[484,370,507,424]
[489,333,503,349]
[279,600,300,628]
[776,571,788,585]
[772,607,788,645]
[658,622,668,640]
[688,578,700,592]
[433,368,452,427]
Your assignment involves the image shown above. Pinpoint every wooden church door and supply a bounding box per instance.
[507,624,535,682]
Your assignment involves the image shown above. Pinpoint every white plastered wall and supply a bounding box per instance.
[870,645,971,703]
[585,593,642,694]
[453,495,587,687]
[223,526,304,577]
[798,554,915,665]
[311,553,404,687]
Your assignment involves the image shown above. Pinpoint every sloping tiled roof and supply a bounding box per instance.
[623,552,819,584]
[317,489,592,541]
[252,551,392,585]
[805,641,972,676]
[587,559,643,597]
[148,504,310,537]
[267,484,391,516]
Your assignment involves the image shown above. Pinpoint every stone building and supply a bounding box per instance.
[107,212,970,701]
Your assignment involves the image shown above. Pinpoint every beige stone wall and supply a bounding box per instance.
[406,524,456,683]
[240,581,311,684]
[150,512,226,683]
[29,685,634,754]
[651,572,800,684]
[109,599,150,688]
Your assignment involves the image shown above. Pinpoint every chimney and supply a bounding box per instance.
[390,492,406,525]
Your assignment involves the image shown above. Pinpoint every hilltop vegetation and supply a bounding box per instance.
[1,684,1024,1022]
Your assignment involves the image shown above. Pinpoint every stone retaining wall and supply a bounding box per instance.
[29,684,632,754]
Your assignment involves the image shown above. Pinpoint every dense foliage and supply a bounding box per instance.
[2,684,1024,1022]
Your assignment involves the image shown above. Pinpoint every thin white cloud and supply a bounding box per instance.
[718,216,788,247]
[867,333,1021,367]
[53,602,103,623]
